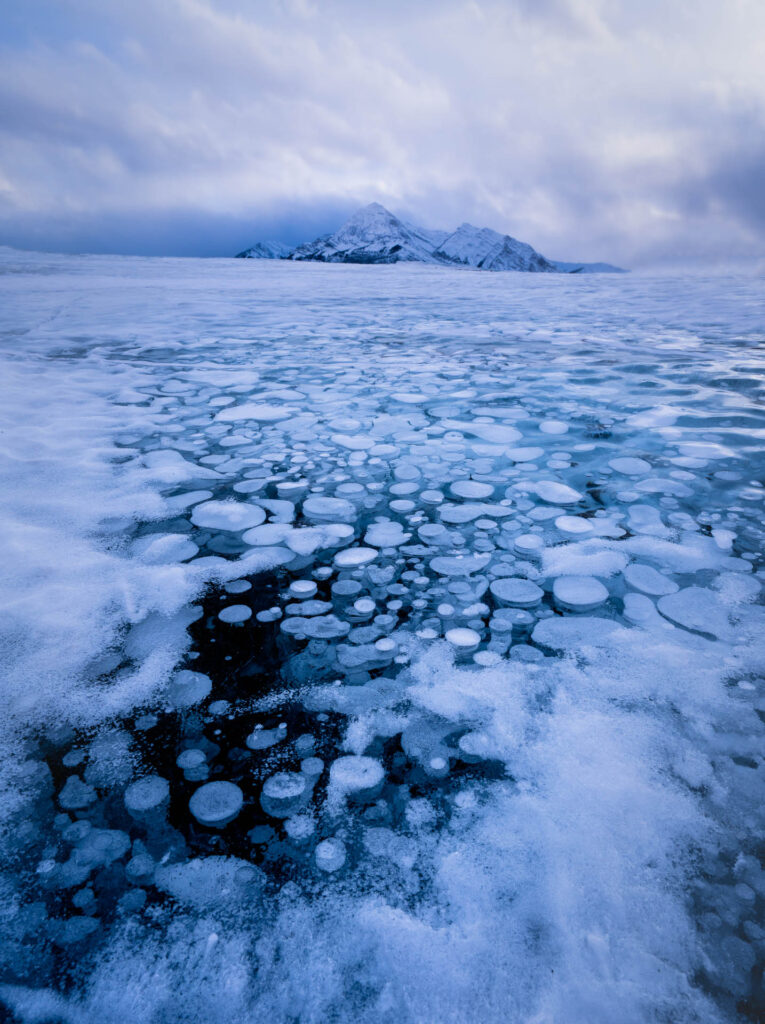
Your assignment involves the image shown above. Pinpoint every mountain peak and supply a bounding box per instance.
[235,205,625,272]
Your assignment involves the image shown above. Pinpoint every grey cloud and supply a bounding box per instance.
[0,0,764,266]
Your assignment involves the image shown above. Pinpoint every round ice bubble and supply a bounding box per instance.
[514,534,544,558]
[189,781,243,828]
[125,775,170,818]
[489,578,543,609]
[285,814,316,844]
[260,772,310,818]
[552,575,608,612]
[334,547,378,568]
[59,776,96,811]
[190,500,265,531]
[539,420,569,435]
[508,446,544,462]
[329,755,384,804]
[446,627,481,651]
[289,579,318,598]
[555,515,593,535]
[302,495,355,522]
[224,579,251,594]
[167,669,212,709]
[218,604,252,623]
[609,456,651,475]
[450,480,494,499]
[530,480,582,505]
[623,563,679,597]
[177,749,206,771]
[315,837,347,873]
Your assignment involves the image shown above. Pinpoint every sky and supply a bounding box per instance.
[1,0,764,268]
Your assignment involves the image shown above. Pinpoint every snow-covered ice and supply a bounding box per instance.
[0,250,763,1024]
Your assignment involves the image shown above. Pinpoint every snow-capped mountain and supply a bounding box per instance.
[234,203,625,272]
[235,240,292,259]
[434,223,556,272]
[289,202,443,264]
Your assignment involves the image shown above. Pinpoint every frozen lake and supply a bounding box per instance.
[0,249,763,1022]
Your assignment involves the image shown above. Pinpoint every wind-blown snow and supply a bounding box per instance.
[0,248,763,1024]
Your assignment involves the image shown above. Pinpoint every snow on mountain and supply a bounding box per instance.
[289,202,443,264]
[234,203,625,272]
[435,222,556,272]
[235,240,292,259]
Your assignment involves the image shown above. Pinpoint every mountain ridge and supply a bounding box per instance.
[236,203,626,273]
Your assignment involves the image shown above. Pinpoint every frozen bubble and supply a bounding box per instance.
[334,547,378,567]
[285,814,316,844]
[168,669,212,708]
[191,500,265,531]
[289,579,318,598]
[246,723,287,750]
[450,480,494,499]
[657,587,735,640]
[177,748,207,770]
[539,419,569,435]
[553,575,609,612]
[301,756,324,779]
[224,579,251,594]
[281,614,351,639]
[508,446,545,462]
[445,627,481,651]
[365,522,410,547]
[623,593,667,627]
[59,776,96,811]
[189,780,244,828]
[329,755,385,804]
[430,554,491,576]
[218,604,252,624]
[609,456,651,475]
[458,731,493,763]
[420,489,444,505]
[514,534,544,558]
[132,533,199,564]
[125,775,170,818]
[165,489,213,510]
[154,857,261,908]
[126,851,155,884]
[490,577,543,608]
[295,733,316,756]
[532,615,625,650]
[241,523,292,546]
[555,515,593,535]
[215,402,293,422]
[332,433,375,451]
[528,480,582,505]
[627,504,670,536]
[474,650,502,666]
[509,644,544,663]
[315,837,346,873]
[623,563,679,597]
[260,772,310,818]
[303,495,355,522]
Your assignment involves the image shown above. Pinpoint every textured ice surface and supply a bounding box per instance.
[0,252,763,1024]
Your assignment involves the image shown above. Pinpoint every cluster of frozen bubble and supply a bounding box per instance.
[1,255,764,1023]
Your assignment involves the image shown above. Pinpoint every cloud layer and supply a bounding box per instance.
[1,0,764,266]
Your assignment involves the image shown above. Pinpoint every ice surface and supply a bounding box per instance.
[0,252,763,1024]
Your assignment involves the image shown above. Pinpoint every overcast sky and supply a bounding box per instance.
[1,0,764,267]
